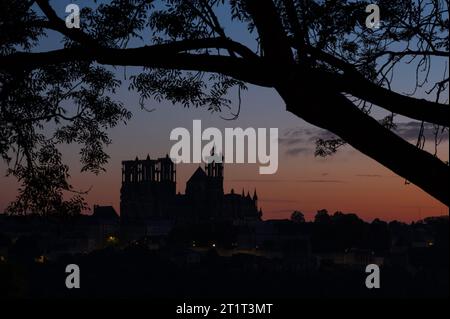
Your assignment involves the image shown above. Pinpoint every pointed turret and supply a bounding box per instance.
[253,189,258,201]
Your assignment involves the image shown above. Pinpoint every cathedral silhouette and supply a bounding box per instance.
[120,150,262,240]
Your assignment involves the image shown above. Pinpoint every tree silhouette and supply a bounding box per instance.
[314,209,330,223]
[291,210,306,223]
[0,0,448,214]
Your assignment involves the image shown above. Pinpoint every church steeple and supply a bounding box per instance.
[205,147,223,178]
[253,189,258,209]
[204,147,224,197]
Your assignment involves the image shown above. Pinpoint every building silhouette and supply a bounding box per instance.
[120,151,262,240]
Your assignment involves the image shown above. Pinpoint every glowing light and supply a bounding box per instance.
[35,255,46,264]
[107,235,118,244]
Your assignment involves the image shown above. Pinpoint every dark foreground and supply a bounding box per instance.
[1,245,448,299]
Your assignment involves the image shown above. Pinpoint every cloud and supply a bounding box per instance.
[356,174,383,178]
[285,147,310,156]
[268,209,299,214]
[300,179,347,183]
[280,122,448,159]
[285,122,448,144]
[283,127,337,141]
[280,127,339,157]
[279,137,305,146]
[260,199,301,203]
[395,122,449,142]
[228,179,347,184]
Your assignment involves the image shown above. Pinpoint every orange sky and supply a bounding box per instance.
[0,86,448,222]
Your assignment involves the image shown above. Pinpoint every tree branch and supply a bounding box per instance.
[278,78,449,206]
[370,49,450,60]
[2,40,447,127]
[36,0,101,47]
[244,0,294,64]
[0,43,269,87]
[301,46,449,127]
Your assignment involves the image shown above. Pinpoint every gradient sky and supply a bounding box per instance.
[0,1,448,222]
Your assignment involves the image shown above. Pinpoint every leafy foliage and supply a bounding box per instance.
[5,142,87,216]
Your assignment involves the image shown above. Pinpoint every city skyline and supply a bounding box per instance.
[1,86,448,221]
